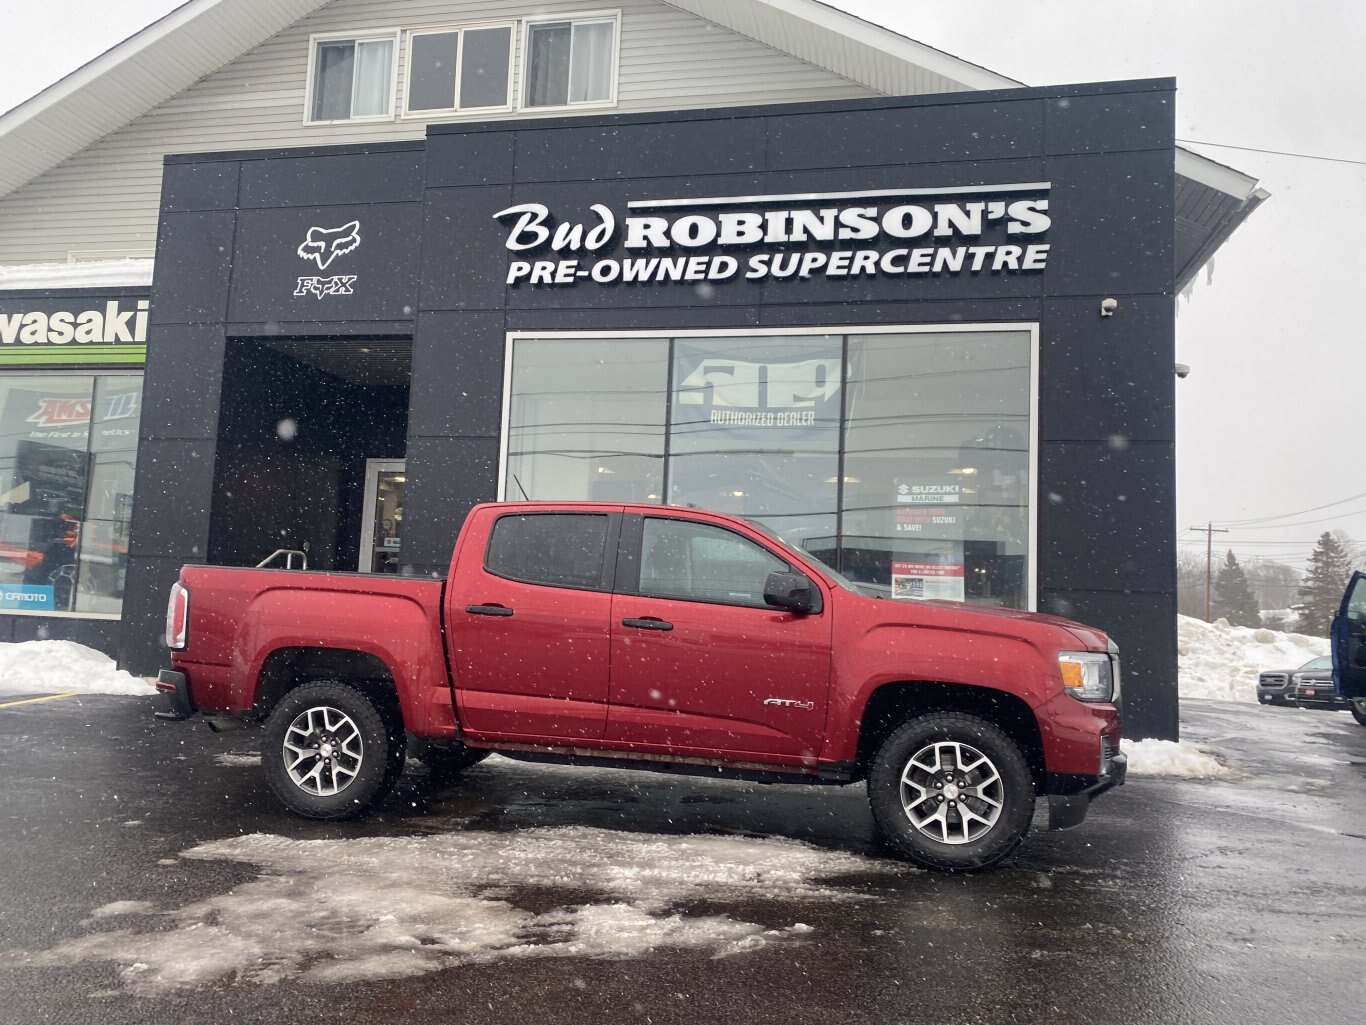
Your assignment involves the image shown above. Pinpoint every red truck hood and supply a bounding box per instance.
[877,596,1111,651]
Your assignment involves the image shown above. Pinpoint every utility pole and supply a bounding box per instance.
[1189,522,1230,621]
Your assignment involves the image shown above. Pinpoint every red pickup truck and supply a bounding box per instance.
[155,501,1125,871]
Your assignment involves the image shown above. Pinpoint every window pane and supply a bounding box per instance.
[568,20,614,103]
[350,38,393,117]
[0,376,94,613]
[668,337,841,560]
[486,513,608,589]
[312,41,355,121]
[76,377,141,613]
[506,339,667,502]
[840,332,1031,607]
[460,26,511,108]
[640,518,787,605]
[526,22,571,107]
[408,32,459,112]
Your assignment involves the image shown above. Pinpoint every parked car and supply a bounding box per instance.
[1257,656,1344,708]
[154,501,1126,872]
[1331,571,1366,727]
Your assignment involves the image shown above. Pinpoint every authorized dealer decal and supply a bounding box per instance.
[494,183,1052,287]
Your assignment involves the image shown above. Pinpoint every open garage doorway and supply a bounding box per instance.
[209,338,411,572]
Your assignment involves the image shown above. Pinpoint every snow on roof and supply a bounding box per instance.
[0,259,153,290]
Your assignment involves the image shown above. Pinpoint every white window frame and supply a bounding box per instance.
[401,22,517,119]
[519,10,622,113]
[303,28,401,126]
[499,324,1041,611]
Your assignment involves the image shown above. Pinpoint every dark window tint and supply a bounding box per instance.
[525,22,572,107]
[408,32,459,112]
[640,518,787,606]
[312,41,355,120]
[460,26,511,108]
[486,513,609,589]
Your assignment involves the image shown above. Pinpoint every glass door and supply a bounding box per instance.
[359,459,405,573]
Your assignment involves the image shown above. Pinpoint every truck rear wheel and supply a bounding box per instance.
[262,679,405,819]
[1351,699,1366,727]
[868,711,1035,871]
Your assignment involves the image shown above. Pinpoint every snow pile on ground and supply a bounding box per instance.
[0,640,154,696]
[1178,614,1328,702]
[1121,737,1230,778]
[16,826,903,993]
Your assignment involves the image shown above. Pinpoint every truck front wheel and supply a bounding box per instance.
[1351,699,1366,727]
[868,711,1035,871]
[262,680,405,819]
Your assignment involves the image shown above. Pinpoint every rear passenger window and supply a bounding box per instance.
[486,513,609,589]
[639,518,787,606]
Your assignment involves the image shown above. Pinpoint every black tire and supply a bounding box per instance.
[261,679,405,820]
[409,736,491,781]
[868,711,1035,872]
[1351,700,1366,728]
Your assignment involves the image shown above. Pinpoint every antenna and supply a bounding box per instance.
[512,474,530,501]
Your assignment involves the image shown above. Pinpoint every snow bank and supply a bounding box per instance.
[1121,737,1230,778]
[0,640,154,696]
[1178,614,1328,703]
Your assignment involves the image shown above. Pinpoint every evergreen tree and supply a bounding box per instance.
[1212,550,1260,627]
[1293,532,1356,636]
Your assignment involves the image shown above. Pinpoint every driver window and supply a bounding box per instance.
[640,518,788,606]
[1348,576,1366,622]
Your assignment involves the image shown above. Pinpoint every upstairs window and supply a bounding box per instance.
[524,15,619,109]
[307,32,398,123]
[406,25,514,115]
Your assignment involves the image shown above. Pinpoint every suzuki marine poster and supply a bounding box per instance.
[892,476,966,601]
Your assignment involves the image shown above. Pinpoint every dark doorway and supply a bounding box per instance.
[209,338,411,571]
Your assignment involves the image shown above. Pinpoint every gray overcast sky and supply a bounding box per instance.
[1,0,1363,570]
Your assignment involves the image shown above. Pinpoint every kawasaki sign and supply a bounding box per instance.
[0,299,149,346]
[494,183,1052,287]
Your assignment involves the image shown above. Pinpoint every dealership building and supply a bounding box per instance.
[0,0,1264,738]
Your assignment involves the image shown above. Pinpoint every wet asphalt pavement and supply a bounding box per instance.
[0,691,1364,1025]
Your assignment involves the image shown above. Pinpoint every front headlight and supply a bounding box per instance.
[1058,651,1115,703]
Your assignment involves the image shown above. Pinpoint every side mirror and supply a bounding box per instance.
[764,571,820,615]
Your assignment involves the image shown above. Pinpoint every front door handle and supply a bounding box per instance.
[466,604,514,617]
[622,617,673,631]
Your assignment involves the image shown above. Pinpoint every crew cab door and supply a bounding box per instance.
[448,510,620,741]
[607,513,833,761]
[1332,571,1366,699]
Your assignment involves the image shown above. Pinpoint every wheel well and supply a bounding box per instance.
[855,682,1045,788]
[253,647,400,725]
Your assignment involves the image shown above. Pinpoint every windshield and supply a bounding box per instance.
[741,516,890,598]
[1300,656,1332,671]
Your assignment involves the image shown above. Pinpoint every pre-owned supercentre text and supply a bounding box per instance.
[494,188,1052,287]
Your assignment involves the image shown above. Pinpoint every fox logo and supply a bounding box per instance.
[297,221,361,270]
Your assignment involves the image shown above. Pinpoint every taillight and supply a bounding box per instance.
[166,581,189,650]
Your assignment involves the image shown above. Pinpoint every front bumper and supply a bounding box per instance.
[152,669,194,720]
[1040,751,1128,831]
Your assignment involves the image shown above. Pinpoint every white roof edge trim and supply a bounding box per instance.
[1175,147,1262,200]
[0,0,211,127]
[744,0,1023,91]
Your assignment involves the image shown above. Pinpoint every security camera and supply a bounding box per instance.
[1099,297,1119,317]
[1174,363,1191,379]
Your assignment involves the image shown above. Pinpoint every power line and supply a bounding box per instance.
[1177,138,1366,167]
[1209,489,1366,527]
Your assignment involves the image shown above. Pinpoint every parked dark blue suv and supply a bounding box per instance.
[1331,571,1366,727]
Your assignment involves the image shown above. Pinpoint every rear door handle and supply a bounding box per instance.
[466,604,514,617]
[622,617,673,631]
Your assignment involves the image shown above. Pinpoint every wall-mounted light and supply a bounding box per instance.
[1100,297,1118,317]
[1174,363,1191,379]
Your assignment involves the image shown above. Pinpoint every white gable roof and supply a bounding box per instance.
[0,0,1262,288]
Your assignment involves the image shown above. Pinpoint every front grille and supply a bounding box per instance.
[1261,673,1288,685]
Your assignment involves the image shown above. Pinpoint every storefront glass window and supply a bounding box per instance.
[505,338,668,502]
[0,373,142,615]
[503,328,1033,610]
